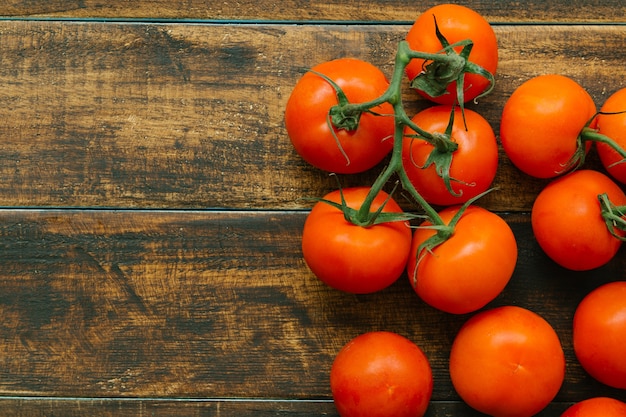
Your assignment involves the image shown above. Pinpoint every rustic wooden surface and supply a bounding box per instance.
[0,1,625,416]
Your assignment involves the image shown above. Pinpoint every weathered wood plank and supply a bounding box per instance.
[0,398,582,416]
[0,209,624,405]
[0,0,624,23]
[0,22,624,210]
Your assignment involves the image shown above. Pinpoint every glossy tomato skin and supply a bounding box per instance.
[596,87,626,184]
[405,4,498,104]
[302,187,412,294]
[500,74,596,178]
[406,205,517,314]
[450,306,565,417]
[561,397,626,417]
[285,58,394,174]
[330,331,433,417]
[573,281,626,390]
[402,105,498,205]
[531,169,626,271]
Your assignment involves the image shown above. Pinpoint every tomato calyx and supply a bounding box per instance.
[305,68,393,167]
[304,182,423,228]
[307,70,366,133]
[411,188,495,273]
[598,193,626,241]
[405,107,469,197]
[409,16,496,113]
[303,175,424,228]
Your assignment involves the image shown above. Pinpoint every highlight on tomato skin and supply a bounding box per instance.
[560,397,626,417]
[449,306,565,417]
[330,331,433,417]
[573,281,626,390]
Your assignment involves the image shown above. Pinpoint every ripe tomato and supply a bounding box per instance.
[450,306,565,417]
[596,87,626,184]
[406,205,517,314]
[405,4,498,104]
[285,58,394,174]
[573,281,626,390]
[561,397,626,417]
[500,74,597,178]
[531,169,626,271]
[302,187,412,294]
[402,105,498,206]
[330,331,433,417]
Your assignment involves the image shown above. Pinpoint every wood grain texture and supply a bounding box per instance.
[1,3,626,415]
[0,210,625,406]
[0,21,624,211]
[0,0,624,23]
[0,398,587,416]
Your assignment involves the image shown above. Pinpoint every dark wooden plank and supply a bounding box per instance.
[0,21,624,210]
[0,209,625,405]
[0,398,581,416]
[0,0,624,23]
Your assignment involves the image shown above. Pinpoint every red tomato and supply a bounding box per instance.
[573,281,626,390]
[500,74,597,178]
[302,187,412,294]
[596,87,626,184]
[402,105,498,205]
[561,397,626,417]
[406,205,517,314]
[330,331,433,417]
[450,306,565,417]
[531,169,626,271]
[285,58,394,174]
[405,4,498,104]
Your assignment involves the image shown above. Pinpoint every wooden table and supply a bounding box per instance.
[0,1,625,416]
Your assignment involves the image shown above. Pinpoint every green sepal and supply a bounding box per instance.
[411,188,496,280]
[410,48,468,99]
[409,16,496,111]
[308,69,361,132]
[405,107,467,197]
[302,195,425,228]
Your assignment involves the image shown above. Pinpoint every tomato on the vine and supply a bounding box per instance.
[500,74,597,178]
[573,281,626,390]
[596,87,626,184]
[531,169,626,271]
[450,306,565,417]
[402,105,498,206]
[405,4,498,104]
[331,331,433,417]
[406,205,517,314]
[561,397,626,417]
[302,187,412,294]
[285,58,394,174]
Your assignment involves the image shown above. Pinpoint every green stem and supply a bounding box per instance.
[565,118,626,173]
[582,127,626,161]
[599,193,626,241]
[353,41,447,227]
[332,41,464,144]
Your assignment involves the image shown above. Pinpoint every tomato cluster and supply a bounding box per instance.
[285,3,626,416]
